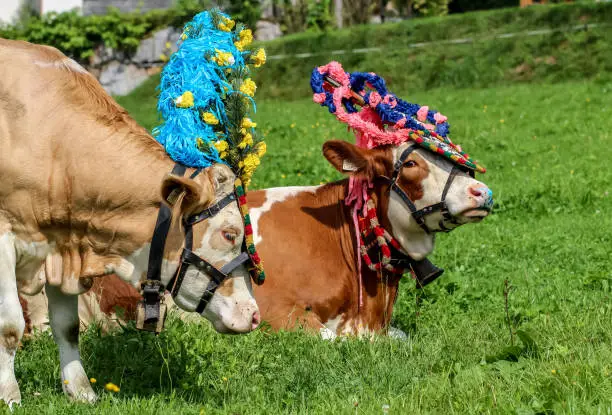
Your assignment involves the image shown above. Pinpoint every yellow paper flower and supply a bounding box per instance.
[202,112,219,125]
[255,142,267,157]
[214,140,229,153]
[250,48,266,68]
[212,49,235,66]
[241,118,257,129]
[238,133,253,149]
[240,79,257,97]
[218,16,235,32]
[175,91,194,108]
[234,29,253,51]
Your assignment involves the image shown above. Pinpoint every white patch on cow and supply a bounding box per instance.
[0,231,25,407]
[33,58,88,74]
[323,313,344,334]
[108,243,179,289]
[250,186,321,245]
[320,327,337,340]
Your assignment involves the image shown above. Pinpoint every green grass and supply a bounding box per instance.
[7,79,612,414]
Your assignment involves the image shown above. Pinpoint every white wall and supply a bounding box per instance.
[42,0,83,14]
[0,0,22,23]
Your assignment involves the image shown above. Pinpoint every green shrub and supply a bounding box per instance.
[253,2,612,99]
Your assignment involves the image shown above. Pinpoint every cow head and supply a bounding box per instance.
[323,140,493,260]
[160,164,259,333]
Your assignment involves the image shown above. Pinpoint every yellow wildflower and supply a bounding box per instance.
[105,382,120,393]
[212,49,235,66]
[160,53,168,62]
[218,17,235,32]
[165,41,171,49]
[222,376,228,382]
[181,33,187,40]
[239,133,254,149]
[214,140,229,153]
[202,112,219,125]
[250,48,266,68]
[175,91,194,108]
[63,380,69,385]
[255,142,267,157]
[551,369,557,374]
[90,378,97,384]
[241,118,257,129]
[234,29,253,51]
[240,78,257,97]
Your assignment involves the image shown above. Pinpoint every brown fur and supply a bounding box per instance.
[0,327,20,351]
[19,296,32,337]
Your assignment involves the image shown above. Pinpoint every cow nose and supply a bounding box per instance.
[468,184,494,209]
[469,186,483,197]
[251,310,261,330]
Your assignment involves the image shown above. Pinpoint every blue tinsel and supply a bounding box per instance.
[152,11,250,167]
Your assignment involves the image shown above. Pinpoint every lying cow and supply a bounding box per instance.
[0,39,259,406]
[23,135,492,339]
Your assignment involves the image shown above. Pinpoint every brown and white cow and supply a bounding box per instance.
[0,39,259,406]
[23,136,492,341]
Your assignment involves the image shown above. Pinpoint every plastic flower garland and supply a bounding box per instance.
[153,9,267,186]
[152,9,267,283]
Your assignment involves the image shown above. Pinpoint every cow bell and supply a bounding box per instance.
[136,280,167,333]
[410,258,444,288]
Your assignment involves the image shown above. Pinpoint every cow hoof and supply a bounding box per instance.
[63,382,97,403]
[61,361,97,403]
[0,382,21,411]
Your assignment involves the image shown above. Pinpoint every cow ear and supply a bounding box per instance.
[323,140,380,179]
[161,174,212,213]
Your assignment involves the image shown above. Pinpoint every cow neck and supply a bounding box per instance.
[45,127,188,284]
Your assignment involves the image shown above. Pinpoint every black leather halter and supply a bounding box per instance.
[389,145,474,234]
[139,164,250,331]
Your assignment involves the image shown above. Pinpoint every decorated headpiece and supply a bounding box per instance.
[153,9,267,185]
[310,61,485,173]
[153,9,267,283]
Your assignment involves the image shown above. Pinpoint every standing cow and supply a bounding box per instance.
[0,39,259,405]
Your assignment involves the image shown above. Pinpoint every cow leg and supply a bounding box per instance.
[46,284,96,403]
[0,233,24,408]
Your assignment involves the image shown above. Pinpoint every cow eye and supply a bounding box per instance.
[222,230,238,243]
[404,160,417,168]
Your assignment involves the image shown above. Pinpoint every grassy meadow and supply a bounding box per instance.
[6,76,611,414]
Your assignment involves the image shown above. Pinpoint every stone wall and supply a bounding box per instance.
[83,0,174,15]
[87,26,180,96]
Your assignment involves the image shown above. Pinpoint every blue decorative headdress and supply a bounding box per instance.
[153,9,267,185]
[153,9,267,282]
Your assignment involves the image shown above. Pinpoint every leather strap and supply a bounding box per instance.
[184,193,237,226]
